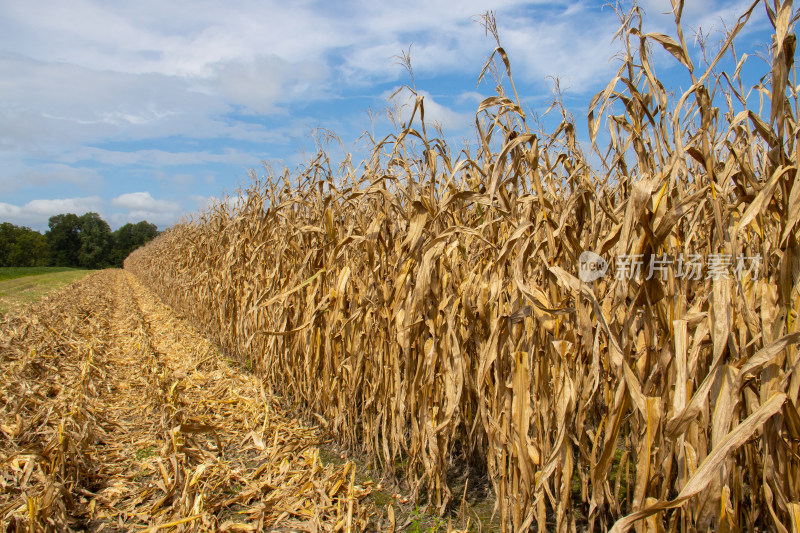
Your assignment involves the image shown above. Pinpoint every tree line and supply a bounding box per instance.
[0,213,159,269]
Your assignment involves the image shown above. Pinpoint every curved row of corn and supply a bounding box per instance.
[126,3,800,531]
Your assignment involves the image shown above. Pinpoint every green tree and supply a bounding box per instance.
[0,223,14,267]
[77,212,113,268]
[0,222,49,266]
[110,221,158,267]
[0,223,49,267]
[9,227,49,266]
[8,213,157,269]
[131,221,158,243]
[46,214,81,267]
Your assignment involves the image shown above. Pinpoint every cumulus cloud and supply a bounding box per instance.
[0,191,190,231]
[385,87,473,133]
[107,210,182,228]
[108,192,184,228]
[112,192,180,213]
[0,196,104,231]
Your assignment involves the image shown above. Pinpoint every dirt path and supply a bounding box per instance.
[1,270,375,532]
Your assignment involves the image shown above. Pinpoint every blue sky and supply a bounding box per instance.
[0,0,780,231]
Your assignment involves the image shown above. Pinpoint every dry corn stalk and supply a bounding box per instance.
[126,1,800,530]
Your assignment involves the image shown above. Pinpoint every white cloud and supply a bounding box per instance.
[64,147,264,167]
[0,54,226,152]
[385,87,473,133]
[1,164,104,194]
[0,196,104,230]
[108,192,185,228]
[108,210,181,229]
[20,197,103,215]
[638,0,762,30]
[457,91,488,105]
[0,0,777,234]
[0,0,652,167]
[0,0,548,130]
[496,10,623,91]
[112,192,180,213]
[210,55,330,114]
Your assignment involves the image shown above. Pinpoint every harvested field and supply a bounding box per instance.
[0,270,379,532]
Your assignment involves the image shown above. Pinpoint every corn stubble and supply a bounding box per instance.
[1,271,376,531]
[126,2,800,531]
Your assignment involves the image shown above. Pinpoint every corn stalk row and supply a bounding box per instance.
[126,2,800,530]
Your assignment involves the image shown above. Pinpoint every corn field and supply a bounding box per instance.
[126,2,800,531]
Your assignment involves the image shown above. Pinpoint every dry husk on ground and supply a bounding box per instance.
[125,3,800,532]
[0,270,379,532]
